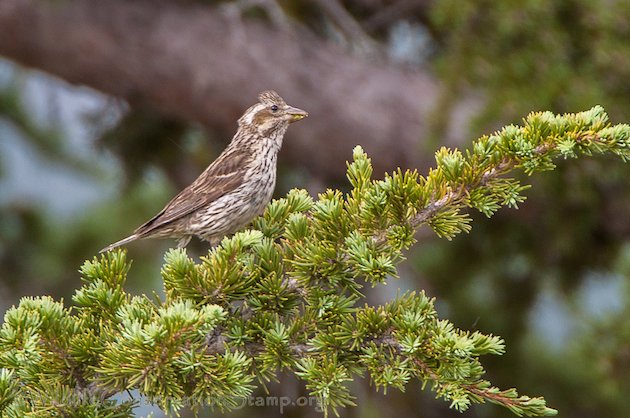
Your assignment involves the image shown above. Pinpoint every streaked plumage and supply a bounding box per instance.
[100,90,307,252]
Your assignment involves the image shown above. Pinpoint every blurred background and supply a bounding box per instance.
[1,0,630,417]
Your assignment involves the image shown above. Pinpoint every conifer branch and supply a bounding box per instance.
[2,106,629,417]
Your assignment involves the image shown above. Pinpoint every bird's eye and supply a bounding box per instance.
[271,105,279,112]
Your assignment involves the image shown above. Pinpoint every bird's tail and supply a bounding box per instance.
[99,234,139,253]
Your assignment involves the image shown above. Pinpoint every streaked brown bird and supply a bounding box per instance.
[100,90,307,252]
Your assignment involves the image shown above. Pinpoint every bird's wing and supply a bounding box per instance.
[134,148,251,236]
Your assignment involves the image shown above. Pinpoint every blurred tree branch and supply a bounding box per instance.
[0,0,446,180]
[0,85,106,178]
[363,0,431,33]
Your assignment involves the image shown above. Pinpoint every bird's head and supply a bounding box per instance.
[238,90,308,137]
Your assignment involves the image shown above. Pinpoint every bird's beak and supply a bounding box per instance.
[287,106,308,123]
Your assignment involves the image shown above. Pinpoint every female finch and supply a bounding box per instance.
[101,90,307,252]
